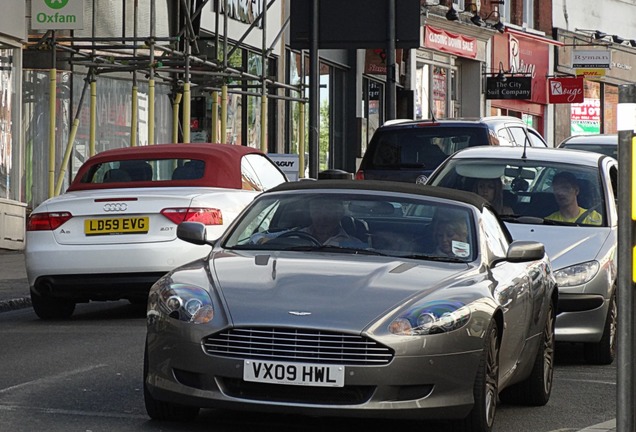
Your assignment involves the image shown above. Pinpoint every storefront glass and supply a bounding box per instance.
[604,84,618,134]
[432,66,447,118]
[0,47,19,202]
[286,51,342,171]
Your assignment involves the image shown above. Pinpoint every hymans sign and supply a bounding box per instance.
[32,0,84,30]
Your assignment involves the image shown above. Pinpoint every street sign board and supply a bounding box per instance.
[571,50,611,69]
[548,77,584,104]
[485,77,532,100]
[32,0,84,30]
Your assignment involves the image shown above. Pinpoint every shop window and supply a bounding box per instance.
[0,48,17,202]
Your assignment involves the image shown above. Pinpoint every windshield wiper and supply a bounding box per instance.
[288,245,388,255]
[399,253,467,263]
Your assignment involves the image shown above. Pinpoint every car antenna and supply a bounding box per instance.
[522,135,528,159]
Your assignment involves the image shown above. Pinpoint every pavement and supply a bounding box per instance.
[0,249,30,313]
[0,249,618,432]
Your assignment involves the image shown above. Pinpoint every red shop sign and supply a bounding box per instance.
[424,26,477,59]
[548,77,584,104]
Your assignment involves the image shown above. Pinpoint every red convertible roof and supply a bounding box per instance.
[67,143,266,191]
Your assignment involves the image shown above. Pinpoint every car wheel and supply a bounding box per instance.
[584,289,617,365]
[500,301,555,406]
[143,344,200,422]
[30,291,75,320]
[451,319,499,432]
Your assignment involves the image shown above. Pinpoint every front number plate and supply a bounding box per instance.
[243,360,345,387]
[84,217,150,236]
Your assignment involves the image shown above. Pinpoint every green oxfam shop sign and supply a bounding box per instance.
[32,0,84,30]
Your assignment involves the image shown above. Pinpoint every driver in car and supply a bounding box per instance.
[546,171,602,225]
[251,196,367,247]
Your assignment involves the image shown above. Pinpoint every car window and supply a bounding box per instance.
[561,144,617,159]
[430,158,606,227]
[243,154,288,190]
[224,192,477,262]
[527,129,548,147]
[497,128,514,146]
[507,126,529,147]
[368,127,489,169]
[80,158,204,184]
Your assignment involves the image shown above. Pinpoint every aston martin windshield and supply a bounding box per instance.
[223,192,477,262]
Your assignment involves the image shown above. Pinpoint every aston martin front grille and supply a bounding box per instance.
[202,328,394,365]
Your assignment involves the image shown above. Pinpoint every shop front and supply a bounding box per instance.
[553,29,636,144]
[414,17,492,120]
[0,1,25,250]
[490,28,557,137]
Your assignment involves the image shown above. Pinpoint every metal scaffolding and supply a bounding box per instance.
[26,0,309,197]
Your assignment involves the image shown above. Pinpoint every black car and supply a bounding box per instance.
[557,134,617,160]
[355,116,547,184]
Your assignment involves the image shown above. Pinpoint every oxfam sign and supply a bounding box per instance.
[32,0,84,30]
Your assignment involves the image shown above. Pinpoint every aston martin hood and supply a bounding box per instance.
[506,224,611,270]
[211,252,470,330]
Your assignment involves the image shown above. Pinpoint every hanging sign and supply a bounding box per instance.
[548,77,584,104]
[576,68,606,78]
[486,77,532,100]
[31,0,84,30]
[571,50,611,69]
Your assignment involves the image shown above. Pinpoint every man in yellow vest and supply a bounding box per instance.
[546,171,602,225]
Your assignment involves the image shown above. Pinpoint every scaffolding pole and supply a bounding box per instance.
[27,0,308,191]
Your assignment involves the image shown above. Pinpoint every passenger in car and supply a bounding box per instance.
[545,171,602,225]
[429,209,470,258]
[473,178,514,215]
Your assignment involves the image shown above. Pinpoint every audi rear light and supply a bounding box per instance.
[355,170,364,180]
[27,212,73,231]
[161,208,223,226]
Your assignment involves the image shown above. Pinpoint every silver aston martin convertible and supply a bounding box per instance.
[144,180,557,432]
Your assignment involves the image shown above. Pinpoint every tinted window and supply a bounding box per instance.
[366,126,489,170]
[561,144,617,159]
[80,158,203,184]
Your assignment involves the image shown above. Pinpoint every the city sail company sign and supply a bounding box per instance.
[32,0,84,30]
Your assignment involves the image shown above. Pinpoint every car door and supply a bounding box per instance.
[481,209,533,377]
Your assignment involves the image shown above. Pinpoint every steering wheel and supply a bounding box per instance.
[277,230,322,246]
[574,203,602,224]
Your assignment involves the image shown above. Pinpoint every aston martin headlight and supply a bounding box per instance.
[149,282,214,324]
[389,300,471,336]
[554,260,599,287]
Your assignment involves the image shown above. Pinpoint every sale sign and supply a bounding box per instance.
[548,77,584,104]
[570,98,601,134]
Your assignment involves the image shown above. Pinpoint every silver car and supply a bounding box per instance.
[144,180,557,432]
[427,146,618,364]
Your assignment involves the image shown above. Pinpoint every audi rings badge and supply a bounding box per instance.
[103,203,128,212]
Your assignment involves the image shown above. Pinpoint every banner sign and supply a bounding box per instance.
[572,50,611,69]
[548,77,584,104]
[576,68,606,78]
[424,26,477,59]
[32,0,84,30]
[486,77,532,100]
